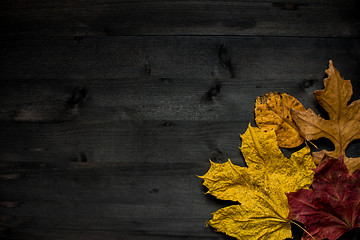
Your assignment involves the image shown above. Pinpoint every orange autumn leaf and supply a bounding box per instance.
[255,92,305,148]
[291,60,360,174]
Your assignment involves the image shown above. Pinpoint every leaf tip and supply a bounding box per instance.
[196,174,204,179]
[329,59,333,67]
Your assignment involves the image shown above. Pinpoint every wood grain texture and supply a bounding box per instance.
[0,76,342,122]
[0,161,230,240]
[0,0,359,37]
[0,37,359,123]
[1,36,359,80]
[1,0,360,239]
[0,121,245,164]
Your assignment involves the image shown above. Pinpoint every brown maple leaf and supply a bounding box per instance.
[291,60,360,174]
[287,155,360,240]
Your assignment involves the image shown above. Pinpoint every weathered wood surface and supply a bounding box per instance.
[0,0,359,37]
[1,37,359,122]
[0,160,226,239]
[1,0,360,239]
[0,121,244,164]
[1,37,359,81]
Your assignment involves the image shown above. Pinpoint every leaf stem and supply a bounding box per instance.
[307,140,317,149]
[289,220,316,240]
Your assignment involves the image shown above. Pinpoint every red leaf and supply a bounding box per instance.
[287,156,360,240]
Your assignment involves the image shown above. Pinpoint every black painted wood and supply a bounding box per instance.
[1,0,360,239]
[0,121,245,164]
[0,0,359,37]
[0,161,227,239]
[1,37,359,81]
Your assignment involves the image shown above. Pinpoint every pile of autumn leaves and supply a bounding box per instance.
[199,61,360,240]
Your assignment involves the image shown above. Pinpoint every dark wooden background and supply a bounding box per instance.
[1,1,360,239]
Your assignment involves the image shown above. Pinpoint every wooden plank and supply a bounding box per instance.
[1,119,359,165]
[0,161,230,239]
[0,121,246,164]
[1,36,358,80]
[0,77,326,122]
[0,36,359,122]
[0,0,359,37]
[1,76,359,123]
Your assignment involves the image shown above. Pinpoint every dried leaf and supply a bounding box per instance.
[199,125,315,240]
[291,60,360,174]
[287,156,360,240]
[255,92,305,148]
[209,190,291,240]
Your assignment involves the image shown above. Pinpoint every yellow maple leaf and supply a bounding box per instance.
[255,92,305,148]
[199,125,315,240]
[209,190,291,240]
[291,60,360,174]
